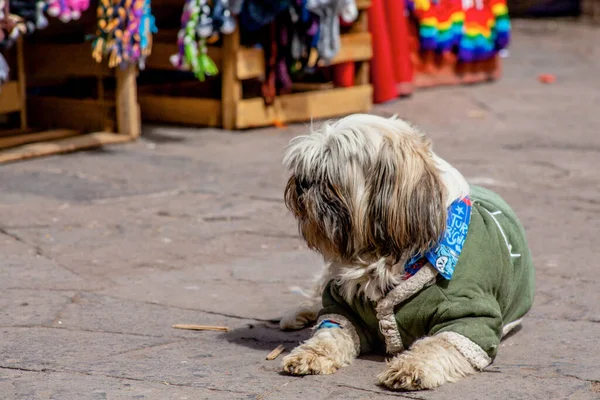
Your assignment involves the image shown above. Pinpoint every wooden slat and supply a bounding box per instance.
[0,82,22,113]
[236,47,264,80]
[0,128,33,138]
[321,32,372,66]
[27,96,115,133]
[356,0,372,9]
[0,131,132,164]
[235,85,373,129]
[116,65,141,138]
[222,28,241,130]
[0,129,80,150]
[138,95,221,126]
[25,43,112,81]
[16,37,27,129]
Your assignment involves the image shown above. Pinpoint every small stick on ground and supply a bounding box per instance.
[172,324,229,332]
[266,344,286,360]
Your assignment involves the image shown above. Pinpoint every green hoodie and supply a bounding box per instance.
[319,185,535,368]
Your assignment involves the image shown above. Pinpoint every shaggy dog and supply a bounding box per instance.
[279,114,535,391]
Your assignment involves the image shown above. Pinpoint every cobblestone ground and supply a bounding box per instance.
[1,20,599,400]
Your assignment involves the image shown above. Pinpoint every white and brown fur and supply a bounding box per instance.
[279,114,476,390]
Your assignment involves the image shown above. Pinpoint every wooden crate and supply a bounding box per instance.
[0,43,140,163]
[0,3,142,163]
[0,38,28,135]
[582,0,600,22]
[140,0,373,129]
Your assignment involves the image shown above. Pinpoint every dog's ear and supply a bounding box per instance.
[365,135,446,262]
[284,176,302,217]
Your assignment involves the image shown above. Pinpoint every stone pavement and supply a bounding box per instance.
[1,20,599,400]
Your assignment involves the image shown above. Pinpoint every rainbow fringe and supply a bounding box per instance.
[408,0,510,62]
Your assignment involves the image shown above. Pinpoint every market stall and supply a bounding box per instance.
[0,0,145,163]
[139,0,374,129]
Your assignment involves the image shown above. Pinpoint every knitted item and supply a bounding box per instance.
[9,0,39,33]
[0,52,9,87]
[46,0,90,22]
[289,0,320,72]
[490,0,509,48]
[237,0,289,32]
[170,0,219,81]
[407,0,510,62]
[0,0,27,49]
[306,0,357,63]
[92,0,156,69]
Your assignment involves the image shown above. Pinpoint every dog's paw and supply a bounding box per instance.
[282,349,339,375]
[377,355,429,391]
[279,302,319,331]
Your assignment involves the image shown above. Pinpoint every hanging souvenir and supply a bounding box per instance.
[458,0,495,62]
[170,0,235,81]
[9,0,42,33]
[490,0,509,49]
[46,0,90,22]
[407,0,510,62]
[0,0,27,49]
[0,53,9,87]
[92,0,156,69]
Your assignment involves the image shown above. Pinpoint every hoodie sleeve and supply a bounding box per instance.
[429,294,503,370]
[318,280,382,355]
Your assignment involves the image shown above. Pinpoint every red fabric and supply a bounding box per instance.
[368,0,398,103]
[384,0,413,95]
[333,62,355,87]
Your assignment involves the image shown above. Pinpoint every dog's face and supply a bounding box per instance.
[284,115,447,266]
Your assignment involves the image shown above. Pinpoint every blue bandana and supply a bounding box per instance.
[404,196,472,280]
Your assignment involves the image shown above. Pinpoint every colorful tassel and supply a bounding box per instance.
[92,0,156,69]
[407,0,511,62]
[46,0,90,22]
[0,52,9,87]
[0,0,28,49]
[170,0,228,81]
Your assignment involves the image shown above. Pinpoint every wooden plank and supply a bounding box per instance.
[138,95,221,126]
[221,28,241,130]
[116,65,141,138]
[27,96,115,133]
[0,131,132,164]
[16,38,27,130]
[25,43,112,82]
[235,85,373,129]
[356,0,371,9]
[0,129,80,150]
[146,42,222,71]
[292,82,335,92]
[236,47,264,80]
[0,82,22,114]
[356,61,370,86]
[349,9,369,33]
[321,33,372,66]
[0,128,33,138]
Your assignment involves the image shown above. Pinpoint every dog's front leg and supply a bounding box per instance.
[282,326,358,375]
[378,335,477,391]
[280,265,337,331]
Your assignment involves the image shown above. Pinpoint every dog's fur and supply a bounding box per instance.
[280,114,478,390]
